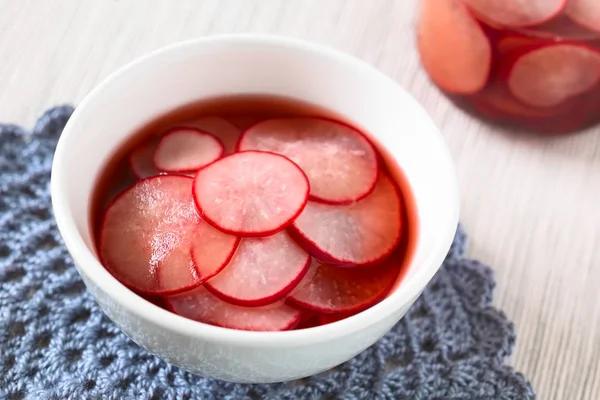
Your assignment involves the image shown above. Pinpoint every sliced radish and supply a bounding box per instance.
[567,0,600,33]
[289,174,402,266]
[190,219,240,283]
[193,151,309,236]
[507,44,600,108]
[238,117,378,204]
[205,231,310,306]
[462,0,566,28]
[166,286,301,331]
[187,116,242,154]
[287,257,400,314]
[153,127,224,173]
[417,0,491,94]
[128,140,161,179]
[99,175,201,295]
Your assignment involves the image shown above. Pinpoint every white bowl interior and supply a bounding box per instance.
[52,35,458,345]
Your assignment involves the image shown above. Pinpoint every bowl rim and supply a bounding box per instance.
[51,33,460,347]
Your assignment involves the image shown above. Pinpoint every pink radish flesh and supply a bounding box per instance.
[205,231,310,306]
[153,128,224,173]
[290,174,402,266]
[129,140,161,179]
[417,0,491,94]
[99,175,201,295]
[166,286,301,331]
[567,0,600,33]
[462,0,566,27]
[190,220,240,283]
[193,151,309,236]
[238,117,378,204]
[187,116,242,154]
[287,257,400,313]
[508,44,600,108]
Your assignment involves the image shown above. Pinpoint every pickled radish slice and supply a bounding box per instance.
[290,174,402,266]
[187,116,242,154]
[567,0,600,33]
[418,0,492,94]
[166,286,301,331]
[128,140,161,179]
[154,128,224,173]
[462,0,566,28]
[193,151,309,236]
[99,176,201,295]
[507,44,600,108]
[205,232,310,306]
[287,258,400,313]
[190,220,240,283]
[238,117,378,204]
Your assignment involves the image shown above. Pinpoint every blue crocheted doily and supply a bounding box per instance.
[0,107,535,400]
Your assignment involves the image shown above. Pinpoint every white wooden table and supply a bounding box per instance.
[1,1,599,398]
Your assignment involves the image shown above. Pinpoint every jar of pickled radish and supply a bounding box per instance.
[417,0,600,134]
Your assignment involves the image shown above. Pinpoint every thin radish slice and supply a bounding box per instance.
[205,231,310,307]
[417,0,491,94]
[99,176,201,295]
[238,117,378,204]
[567,0,600,33]
[128,140,161,179]
[153,127,224,173]
[287,257,400,314]
[507,44,600,108]
[187,116,242,154]
[166,286,301,331]
[193,151,309,236]
[190,220,240,283]
[462,0,566,28]
[290,174,403,266]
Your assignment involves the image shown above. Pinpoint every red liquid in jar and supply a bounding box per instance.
[418,0,600,135]
[91,95,419,331]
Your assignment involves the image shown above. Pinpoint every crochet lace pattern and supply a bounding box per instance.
[0,107,535,399]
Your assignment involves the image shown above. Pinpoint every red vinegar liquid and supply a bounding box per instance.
[91,95,419,328]
[418,0,600,135]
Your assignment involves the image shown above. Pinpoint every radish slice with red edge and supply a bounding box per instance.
[507,44,600,108]
[128,140,161,179]
[166,286,301,331]
[567,0,600,33]
[238,117,378,204]
[289,174,403,266]
[153,127,224,173]
[205,231,310,307]
[99,175,201,295]
[462,0,566,28]
[417,0,491,94]
[190,220,240,283]
[287,257,400,314]
[187,116,242,154]
[193,151,309,236]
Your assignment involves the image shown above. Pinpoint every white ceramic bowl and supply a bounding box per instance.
[51,34,459,383]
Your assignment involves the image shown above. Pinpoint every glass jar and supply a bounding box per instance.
[417,0,600,135]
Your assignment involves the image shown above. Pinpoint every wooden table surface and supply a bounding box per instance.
[2,1,599,398]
